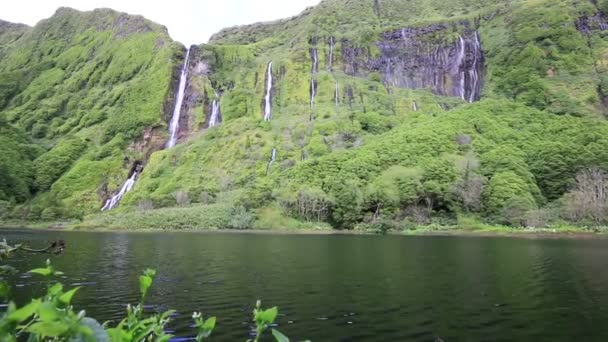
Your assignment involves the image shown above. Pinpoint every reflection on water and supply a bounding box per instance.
[2,230,608,341]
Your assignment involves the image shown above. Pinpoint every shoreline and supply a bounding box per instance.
[1,221,606,239]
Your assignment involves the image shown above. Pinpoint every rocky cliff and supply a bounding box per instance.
[3,0,608,229]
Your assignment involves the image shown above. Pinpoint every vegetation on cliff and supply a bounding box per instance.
[2,0,608,232]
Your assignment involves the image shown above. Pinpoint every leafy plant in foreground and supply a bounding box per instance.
[0,243,306,341]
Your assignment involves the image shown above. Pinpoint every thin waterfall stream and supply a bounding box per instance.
[264,62,273,121]
[167,48,191,148]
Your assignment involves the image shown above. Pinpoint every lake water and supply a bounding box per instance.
[2,229,608,341]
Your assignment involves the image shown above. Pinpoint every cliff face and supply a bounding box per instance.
[0,7,180,217]
[342,24,484,102]
[3,0,608,227]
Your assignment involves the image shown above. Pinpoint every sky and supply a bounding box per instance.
[1,0,322,45]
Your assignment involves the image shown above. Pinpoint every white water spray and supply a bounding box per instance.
[209,91,221,127]
[335,80,339,107]
[101,171,138,211]
[264,62,273,121]
[266,148,277,174]
[468,32,480,103]
[167,48,190,148]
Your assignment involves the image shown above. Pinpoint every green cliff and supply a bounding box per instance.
[3,0,608,230]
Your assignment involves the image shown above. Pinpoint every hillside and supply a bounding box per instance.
[2,0,608,230]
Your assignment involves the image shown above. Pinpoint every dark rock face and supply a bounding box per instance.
[576,12,608,34]
[341,24,484,102]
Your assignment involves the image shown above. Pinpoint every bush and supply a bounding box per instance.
[226,206,254,229]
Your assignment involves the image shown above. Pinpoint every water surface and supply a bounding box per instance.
[2,229,608,341]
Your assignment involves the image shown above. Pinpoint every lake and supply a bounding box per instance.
[2,229,608,341]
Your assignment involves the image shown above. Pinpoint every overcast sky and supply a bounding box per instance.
[1,0,322,45]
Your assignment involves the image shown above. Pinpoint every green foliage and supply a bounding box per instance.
[33,137,87,191]
[3,0,608,232]
[0,251,304,342]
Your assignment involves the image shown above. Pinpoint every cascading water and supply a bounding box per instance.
[311,47,319,74]
[341,25,484,102]
[310,79,317,109]
[166,48,191,148]
[452,36,466,101]
[468,32,481,103]
[413,101,418,111]
[101,170,138,211]
[310,48,318,110]
[266,148,277,174]
[264,62,273,121]
[208,91,222,127]
[335,80,339,107]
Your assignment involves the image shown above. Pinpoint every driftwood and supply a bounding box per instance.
[0,239,65,260]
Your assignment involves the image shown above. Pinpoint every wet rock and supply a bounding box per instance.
[341,23,484,102]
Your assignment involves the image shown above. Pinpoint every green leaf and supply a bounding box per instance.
[48,282,63,296]
[7,300,40,322]
[38,302,59,322]
[29,268,52,277]
[139,275,152,298]
[202,316,216,332]
[260,307,278,324]
[59,287,80,305]
[26,321,70,337]
[272,329,290,342]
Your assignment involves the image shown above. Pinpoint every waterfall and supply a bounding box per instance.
[455,36,466,101]
[264,62,273,121]
[310,79,316,109]
[468,32,481,103]
[335,80,339,107]
[328,37,334,71]
[310,48,318,110]
[311,47,318,74]
[412,101,418,111]
[166,48,191,148]
[266,148,277,174]
[208,91,222,127]
[101,171,138,211]
[344,27,484,102]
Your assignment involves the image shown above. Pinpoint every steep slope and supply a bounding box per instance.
[3,0,608,230]
[118,0,608,229]
[0,8,181,219]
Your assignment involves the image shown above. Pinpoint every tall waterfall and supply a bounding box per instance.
[310,48,318,110]
[101,170,138,211]
[335,80,339,107]
[166,48,191,148]
[264,62,273,121]
[468,32,481,103]
[412,101,418,111]
[208,91,222,127]
[310,79,317,109]
[453,36,466,101]
[311,47,318,74]
[266,148,277,174]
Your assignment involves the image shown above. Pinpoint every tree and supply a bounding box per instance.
[365,166,422,220]
[452,152,486,212]
[484,171,537,222]
[330,179,364,229]
[562,168,608,225]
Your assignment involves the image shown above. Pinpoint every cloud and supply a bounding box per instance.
[0,0,321,45]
